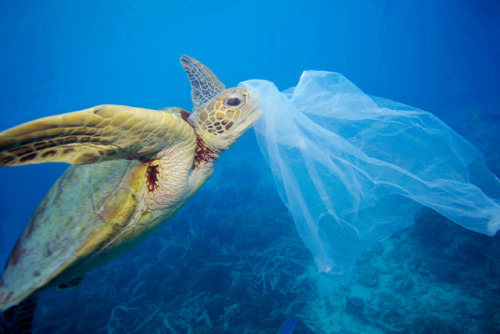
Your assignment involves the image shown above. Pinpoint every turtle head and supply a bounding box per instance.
[180,55,261,154]
[190,87,261,152]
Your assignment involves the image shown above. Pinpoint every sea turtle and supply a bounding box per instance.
[0,55,261,332]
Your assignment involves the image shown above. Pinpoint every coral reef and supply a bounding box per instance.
[410,315,456,334]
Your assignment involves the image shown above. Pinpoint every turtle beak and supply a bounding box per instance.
[243,94,262,127]
[248,108,263,127]
[224,101,260,143]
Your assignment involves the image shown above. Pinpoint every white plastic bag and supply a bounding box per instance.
[240,71,500,274]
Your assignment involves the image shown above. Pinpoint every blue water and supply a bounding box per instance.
[1,1,499,333]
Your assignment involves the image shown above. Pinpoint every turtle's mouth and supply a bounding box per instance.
[242,96,262,128]
[226,101,261,140]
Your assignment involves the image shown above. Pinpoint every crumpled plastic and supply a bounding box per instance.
[239,71,500,274]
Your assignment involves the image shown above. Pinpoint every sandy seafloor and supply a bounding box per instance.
[1,1,500,333]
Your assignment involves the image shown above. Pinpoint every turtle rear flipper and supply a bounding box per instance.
[0,105,195,167]
[0,294,38,334]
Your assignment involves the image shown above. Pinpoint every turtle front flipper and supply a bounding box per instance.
[180,55,226,110]
[0,105,195,166]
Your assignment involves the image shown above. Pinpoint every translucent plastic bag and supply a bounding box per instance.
[239,71,500,274]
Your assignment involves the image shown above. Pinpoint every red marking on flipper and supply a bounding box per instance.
[8,240,27,266]
[179,109,216,170]
[193,136,215,170]
[180,110,192,123]
[146,164,160,192]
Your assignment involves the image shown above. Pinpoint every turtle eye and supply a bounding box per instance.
[226,97,241,106]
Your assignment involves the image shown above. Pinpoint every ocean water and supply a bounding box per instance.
[1,1,499,333]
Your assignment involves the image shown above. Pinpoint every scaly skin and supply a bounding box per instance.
[0,111,197,310]
[0,55,261,315]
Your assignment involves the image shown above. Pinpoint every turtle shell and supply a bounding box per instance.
[0,159,153,310]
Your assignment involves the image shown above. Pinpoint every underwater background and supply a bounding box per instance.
[1,0,500,333]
